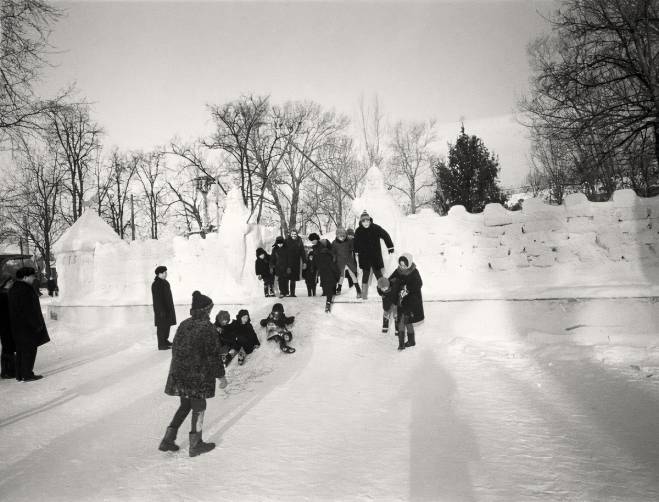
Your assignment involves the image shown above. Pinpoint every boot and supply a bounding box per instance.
[158,427,180,452]
[189,432,215,457]
[397,329,406,351]
[382,316,389,333]
[264,285,269,297]
[355,283,362,299]
[361,283,368,300]
[336,284,342,295]
[405,330,416,348]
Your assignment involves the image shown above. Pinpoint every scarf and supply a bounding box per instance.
[396,262,416,276]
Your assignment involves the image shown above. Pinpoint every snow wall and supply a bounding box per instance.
[53,168,659,307]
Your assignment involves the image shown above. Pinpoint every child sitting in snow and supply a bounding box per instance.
[259,303,296,354]
[376,276,400,334]
[389,253,424,351]
[214,310,235,363]
[302,250,318,297]
[255,248,275,297]
[226,309,261,365]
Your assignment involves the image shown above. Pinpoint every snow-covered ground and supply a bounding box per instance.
[1,295,658,501]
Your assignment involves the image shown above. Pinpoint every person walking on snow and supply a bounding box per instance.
[302,250,318,296]
[376,276,400,335]
[389,253,424,351]
[255,248,275,297]
[7,267,50,382]
[0,277,16,379]
[284,229,306,297]
[353,210,395,300]
[151,265,176,350]
[315,239,340,313]
[271,236,290,298]
[160,290,227,457]
[332,227,361,298]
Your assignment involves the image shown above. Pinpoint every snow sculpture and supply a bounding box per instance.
[352,165,405,274]
[53,209,123,304]
[216,186,254,286]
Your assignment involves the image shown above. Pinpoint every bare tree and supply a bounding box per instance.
[0,0,65,143]
[388,119,437,213]
[103,149,138,238]
[136,151,167,239]
[358,94,385,168]
[45,102,102,222]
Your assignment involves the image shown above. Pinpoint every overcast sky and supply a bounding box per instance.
[41,0,555,186]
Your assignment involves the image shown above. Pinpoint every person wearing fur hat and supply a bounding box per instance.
[271,236,290,297]
[284,229,306,297]
[151,265,176,350]
[160,290,227,457]
[227,310,261,365]
[255,248,275,297]
[353,210,395,300]
[213,310,234,362]
[315,239,340,313]
[376,276,400,335]
[389,253,424,351]
[259,303,296,353]
[7,267,50,381]
[332,227,361,298]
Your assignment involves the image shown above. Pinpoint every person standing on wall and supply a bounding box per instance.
[0,277,16,379]
[7,267,50,381]
[284,228,306,298]
[152,265,176,350]
[353,210,395,300]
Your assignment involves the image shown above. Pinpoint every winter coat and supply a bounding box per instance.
[302,256,318,285]
[165,310,225,399]
[315,246,340,294]
[353,219,394,271]
[259,311,295,329]
[255,249,274,282]
[332,238,357,274]
[7,281,50,351]
[271,244,290,277]
[228,310,261,353]
[0,287,15,353]
[377,276,401,313]
[152,277,176,327]
[389,265,424,323]
[284,236,306,281]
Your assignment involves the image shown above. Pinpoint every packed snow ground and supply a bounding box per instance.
[1,296,659,502]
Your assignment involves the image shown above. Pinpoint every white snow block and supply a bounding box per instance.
[488,257,514,271]
[619,219,651,233]
[566,216,596,234]
[482,225,508,238]
[512,253,530,268]
[563,193,593,217]
[595,232,622,251]
[612,189,639,207]
[484,203,521,226]
[523,243,551,257]
[522,218,564,233]
[521,197,566,220]
[529,254,555,267]
[475,236,501,249]
[615,206,650,221]
[555,246,580,264]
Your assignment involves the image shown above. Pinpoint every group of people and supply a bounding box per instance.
[255,210,397,313]
[0,267,51,382]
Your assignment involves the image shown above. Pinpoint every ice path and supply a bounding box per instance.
[0,299,658,501]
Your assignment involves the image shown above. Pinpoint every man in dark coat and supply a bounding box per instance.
[284,229,306,297]
[353,210,395,300]
[160,290,227,457]
[0,278,16,379]
[315,239,341,312]
[271,236,290,298]
[151,265,176,350]
[8,267,50,381]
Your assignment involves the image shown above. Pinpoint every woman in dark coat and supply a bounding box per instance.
[271,236,290,297]
[284,229,306,297]
[151,265,177,350]
[389,253,424,351]
[0,277,16,379]
[332,227,360,297]
[160,290,226,457]
[226,309,261,365]
[353,210,395,300]
[315,239,341,312]
[8,268,50,381]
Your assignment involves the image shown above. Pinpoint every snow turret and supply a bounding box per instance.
[217,186,252,284]
[53,209,121,254]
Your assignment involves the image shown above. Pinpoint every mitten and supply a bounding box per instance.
[388,247,395,254]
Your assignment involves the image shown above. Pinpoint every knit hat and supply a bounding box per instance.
[191,290,213,311]
[360,210,370,221]
[256,247,266,257]
[346,228,355,237]
[336,227,347,239]
[377,277,390,291]
[237,309,250,322]
[289,228,299,235]
[154,265,167,275]
[215,310,231,324]
[398,253,414,267]
[275,236,285,245]
[308,232,320,242]
[16,267,36,279]
[272,303,284,313]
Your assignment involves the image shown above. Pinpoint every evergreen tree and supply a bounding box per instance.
[434,125,507,213]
